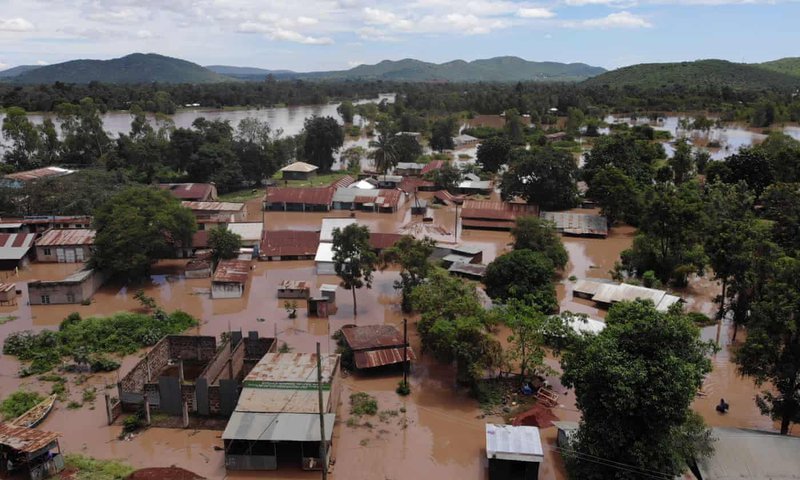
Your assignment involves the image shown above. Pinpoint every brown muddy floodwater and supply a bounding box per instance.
[0,194,789,480]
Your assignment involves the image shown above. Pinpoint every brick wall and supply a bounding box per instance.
[119,337,171,393]
[208,385,221,415]
[201,341,233,385]
[167,335,216,361]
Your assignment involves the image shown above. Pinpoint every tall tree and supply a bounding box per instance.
[380,235,436,313]
[476,136,511,173]
[736,256,800,434]
[332,224,377,315]
[337,100,355,124]
[208,227,242,264]
[56,98,111,166]
[587,165,641,225]
[303,116,344,173]
[368,133,398,175]
[391,134,423,164]
[669,138,695,184]
[561,300,715,479]
[484,249,557,312]
[582,133,662,186]
[504,109,526,145]
[511,216,568,270]
[430,117,456,152]
[500,147,579,210]
[91,186,196,279]
[761,182,800,253]
[1,107,41,170]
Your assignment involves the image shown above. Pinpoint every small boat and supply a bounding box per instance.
[10,394,57,428]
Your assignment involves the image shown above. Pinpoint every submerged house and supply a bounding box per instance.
[1,166,74,189]
[572,278,682,312]
[263,187,334,212]
[460,200,539,231]
[340,325,415,370]
[182,201,247,223]
[0,232,36,269]
[27,268,106,305]
[34,228,95,263]
[0,423,65,480]
[485,424,544,480]
[260,230,320,261]
[540,211,608,238]
[222,353,341,471]
[212,260,251,299]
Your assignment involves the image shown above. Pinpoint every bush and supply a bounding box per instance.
[64,454,135,480]
[90,355,121,372]
[0,390,45,420]
[396,381,410,396]
[687,311,716,327]
[350,392,378,416]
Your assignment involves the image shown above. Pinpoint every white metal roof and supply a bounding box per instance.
[222,412,335,442]
[226,223,263,243]
[348,179,378,190]
[319,218,357,242]
[315,242,334,263]
[458,180,492,190]
[485,424,544,463]
[280,161,319,173]
[562,314,606,335]
[697,428,800,480]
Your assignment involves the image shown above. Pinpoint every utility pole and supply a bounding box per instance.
[454,203,460,244]
[316,342,328,480]
[402,318,409,389]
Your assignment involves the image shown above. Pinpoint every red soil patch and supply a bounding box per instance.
[126,467,205,480]
[513,403,558,428]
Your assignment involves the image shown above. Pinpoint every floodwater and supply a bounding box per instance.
[0,94,395,152]
[0,191,790,480]
[604,114,800,161]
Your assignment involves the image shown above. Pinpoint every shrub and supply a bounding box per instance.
[0,390,45,420]
[350,392,378,416]
[90,355,121,372]
[64,454,135,480]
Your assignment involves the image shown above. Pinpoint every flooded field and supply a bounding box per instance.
[0,191,787,479]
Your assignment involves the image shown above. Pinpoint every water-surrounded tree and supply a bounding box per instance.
[380,235,436,312]
[208,227,242,264]
[736,256,800,434]
[303,115,344,173]
[332,224,377,315]
[484,249,557,312]
[501,147,579,210]
[337,100,355,124]
[669,138,695,184]
[91,186,196,279]
[510,216,568,270]
[561,300,715,479]
[430,118,457,152]
[369,133,398,175]
[476,136,511,173]
[587,165,641,226]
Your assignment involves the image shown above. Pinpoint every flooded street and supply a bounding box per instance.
[0,190,789,479]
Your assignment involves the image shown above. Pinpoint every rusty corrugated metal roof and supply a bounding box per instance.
[243,353,339,383]
[461,200,538,221]
[399,177,435,192]
[0,423,59,453]
[35,228,95,246]
[279,280,310,291]
[159,183,216,201]
[354,347,416,369]
[265,187,334,206]
[329,175,356,189]
[212,259,250,284]
[260,230,320,257]
[420,160,444,175]
[340,325,405,351]
[181,201,244,212]
[4,167,74,182]
[369,233,403,250]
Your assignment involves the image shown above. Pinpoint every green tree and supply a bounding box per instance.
[504,109,525,145]
[761,182,800,253]
[56,98,111,166]
[476,136,511,173]
[587,165,641,225]
[484,249,557,312]
[410,268,500,386]
[565,107,585,135]
[91,186,196,279]
[380,235,436,312]
[340,146,365,174]
[368,133,398,175]
[669,138,695,184]
[721,147,774,198]
[561,300,715,479]
[429,162,462,193]
[736,256,800,434]
[500,147,579,210]
[510,216,568,270]
[208,227,242,264]
[391,134,423,164]
[582,133,662,186]
[303,116,344,173]
[1,107,41,170]
[620,182,708,286]
[332,224,377,315]
[430,118,456,152]
[337,100,355,124]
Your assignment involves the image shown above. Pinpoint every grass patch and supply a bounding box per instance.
[688,311,716,327]
[378,410,399,423]
[67,400,82,410]
[269,172,349,188]
[218,188,263,203]
[64,454,135,480]
[82,387,97,403]
[350,392,378,416]
[0,390,44,420]
[38,374,64,382]
[50,381,68,401]
[0,315,17,325]
[2,310,197,376]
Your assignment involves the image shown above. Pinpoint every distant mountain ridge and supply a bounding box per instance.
[582,59,800,90]
[6,53,233,84]
[0,65,41,78]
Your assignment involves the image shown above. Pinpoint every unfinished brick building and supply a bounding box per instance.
[117,332,275,419]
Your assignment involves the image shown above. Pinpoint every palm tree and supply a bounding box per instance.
[369,134,398,176]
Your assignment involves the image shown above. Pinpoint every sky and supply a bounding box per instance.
[0,0,798,72]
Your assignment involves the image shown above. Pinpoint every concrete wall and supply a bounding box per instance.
[35,245,92,263]
[282,170,315,181]
[28,270,107,305]
[212,282,244,299]
[185,267,211,279]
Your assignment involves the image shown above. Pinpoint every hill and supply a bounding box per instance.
[205,65,295,80]
[0,65,41,78]
[757,57,800,78]
[296,56,605,82]
[10,53,233,84]
[582,59,800,90]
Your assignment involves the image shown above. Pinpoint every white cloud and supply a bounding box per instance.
[296,16,319,26]
[566,11,653,28]
[35,60,48,66]
[0,17,34,32]
[348,60,364,67]
[136,29,153,39]
[238,22,333,44]
[517,8,556,18]
[87,9,144,24]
